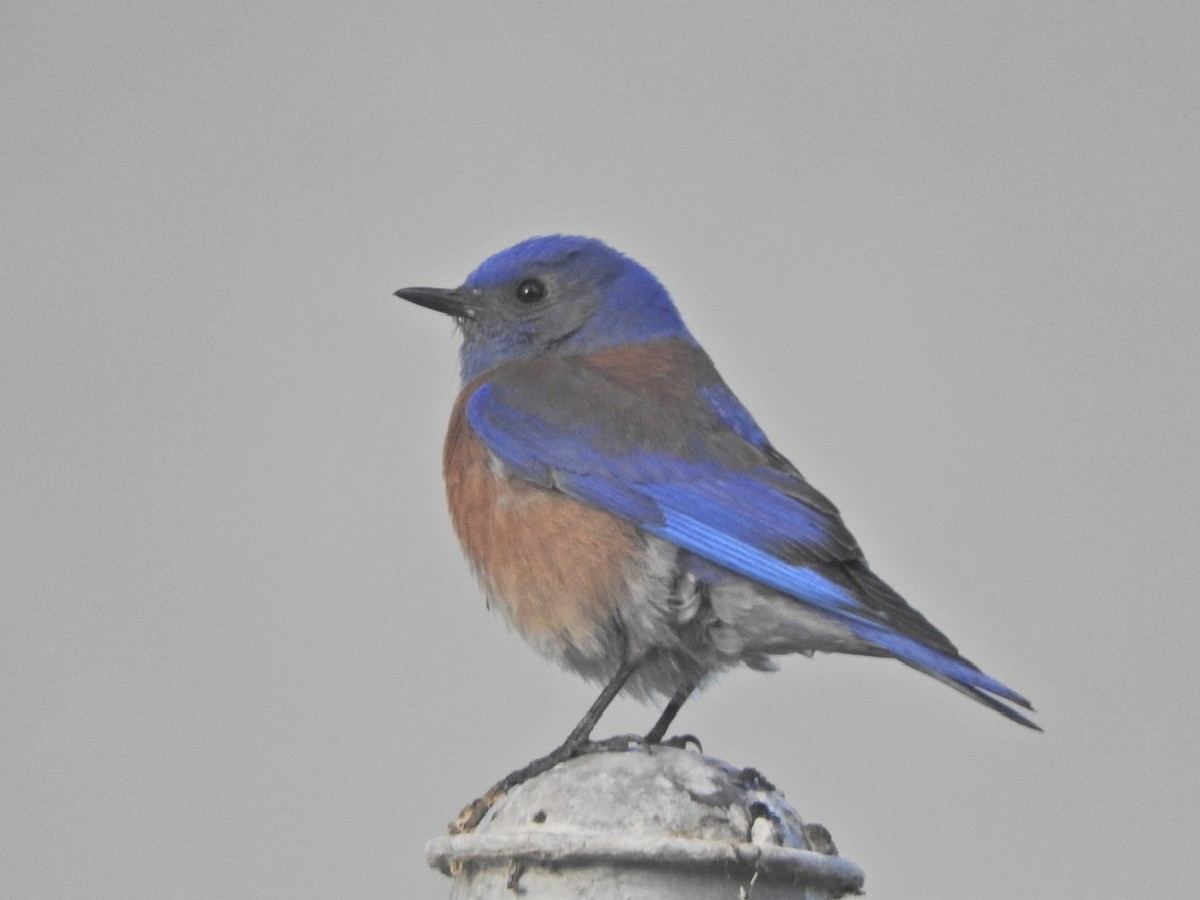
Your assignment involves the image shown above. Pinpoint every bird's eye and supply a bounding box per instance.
[515,278,547,303]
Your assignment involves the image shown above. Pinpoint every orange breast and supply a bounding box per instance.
[442,387,640,660]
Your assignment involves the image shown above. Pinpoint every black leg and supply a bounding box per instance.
[558,655,641,750]
[644,681,695,744]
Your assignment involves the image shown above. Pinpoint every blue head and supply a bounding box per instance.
[396,235,695,382]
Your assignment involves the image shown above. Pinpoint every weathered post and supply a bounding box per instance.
[427,746,864,899]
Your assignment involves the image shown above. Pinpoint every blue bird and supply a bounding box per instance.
[396,235,1038,757]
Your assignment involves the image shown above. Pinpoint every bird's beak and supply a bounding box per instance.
[393,286,477,320]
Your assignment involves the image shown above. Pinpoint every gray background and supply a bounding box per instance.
[3,3,1197,898]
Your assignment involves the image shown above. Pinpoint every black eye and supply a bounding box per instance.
[516,278,546,303]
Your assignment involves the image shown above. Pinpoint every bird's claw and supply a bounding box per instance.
[656,732,703,752]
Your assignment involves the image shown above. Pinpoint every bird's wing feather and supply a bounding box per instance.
[467,347,1035,724]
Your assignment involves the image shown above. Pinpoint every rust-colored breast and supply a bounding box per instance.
[442,384,639,660]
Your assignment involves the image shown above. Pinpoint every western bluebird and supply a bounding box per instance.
[396,235,1038,757]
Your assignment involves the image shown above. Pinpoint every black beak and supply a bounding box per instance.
[393,286,477,319]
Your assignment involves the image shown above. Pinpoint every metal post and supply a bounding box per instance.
[427,745,864,899]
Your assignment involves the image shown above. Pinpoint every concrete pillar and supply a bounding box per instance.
[426,745,864,899]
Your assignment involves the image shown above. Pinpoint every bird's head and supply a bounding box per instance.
[396,235,693,382]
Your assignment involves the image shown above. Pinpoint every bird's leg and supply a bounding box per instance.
[644,681,699,749]
[451,656,642,834]
[556,655,641,751]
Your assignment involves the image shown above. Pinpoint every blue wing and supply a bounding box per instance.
[467,347,1036,727]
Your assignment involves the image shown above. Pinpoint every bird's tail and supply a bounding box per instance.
[849,621,1040,730]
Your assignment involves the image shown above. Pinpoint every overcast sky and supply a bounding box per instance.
[3,3,1198,898]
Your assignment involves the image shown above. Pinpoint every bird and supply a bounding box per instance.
[395,235,1038,758]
